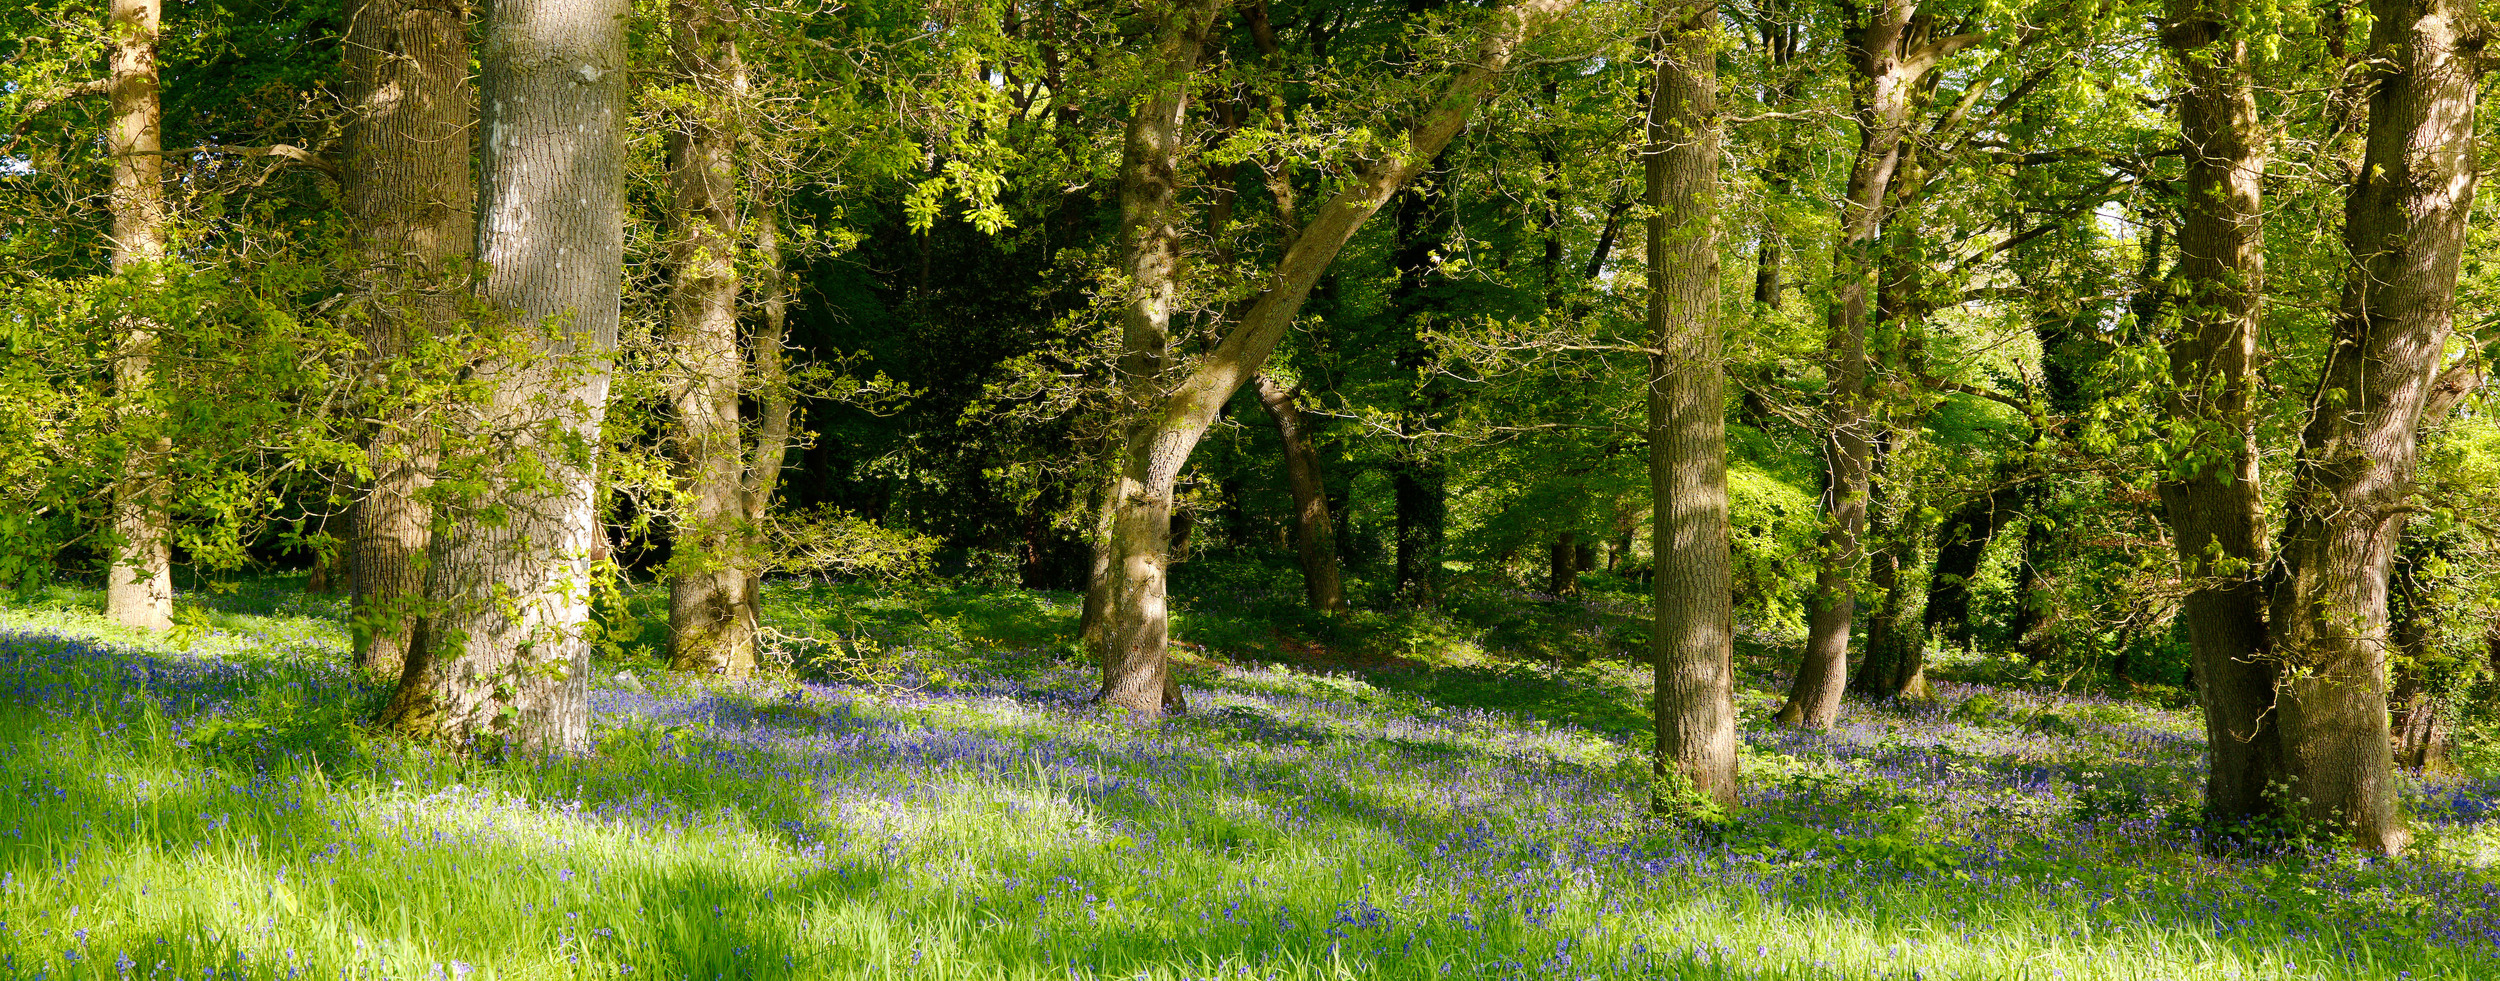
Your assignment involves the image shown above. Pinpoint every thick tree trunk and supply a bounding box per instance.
[663,0,758,677]
[1253,373,1348,614]
[1079,478,1116,660]
[379,0,628,755]
[341,0,473,675]
[1647,0,1738,809]
[1090,0,1226,715]
[1780,0,1965,728]
[105,0,172,632]
[2009,489,2061,662]
[2155,0,2286,829]
[2265,0,2484,855]
[1089,0,1585,718]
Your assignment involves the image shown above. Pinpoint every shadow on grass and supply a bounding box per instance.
[6,616,2497,980]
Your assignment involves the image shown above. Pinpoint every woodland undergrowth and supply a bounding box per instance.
[2,567,2498,980]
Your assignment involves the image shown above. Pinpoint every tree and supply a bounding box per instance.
[103,0,170,632]
[340,0,473,676]
[2153,0,2284,832]
[1090,0,1587,717]
[380,0,629,754]
[1252,372,1348,614]
[2265,0,2489,854]
[662,0,764,677]
[1646,0,1736,808]
[1777,0,1978,728]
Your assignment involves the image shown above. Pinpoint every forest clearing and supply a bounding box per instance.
[5,572,2499,980]
[9,0,2500,975]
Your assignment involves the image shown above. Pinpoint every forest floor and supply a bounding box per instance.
[4,564,2500,980]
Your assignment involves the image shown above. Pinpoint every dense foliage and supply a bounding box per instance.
[6,0,2500,972]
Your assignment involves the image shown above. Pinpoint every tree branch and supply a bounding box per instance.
[2,78,111,155]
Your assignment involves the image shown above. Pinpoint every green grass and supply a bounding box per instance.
[2,569,2497,980]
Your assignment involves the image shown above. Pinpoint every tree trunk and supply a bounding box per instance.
[2009,487,2061,663]
[2265,0,2484,855]
[1647,0,1737,809]
[1853,433,1929,698]
[663,0,758,677]
[1089,0,1586,718]
[1921,481,2018,653]
[1779,0,1964,728]
[1390,157,1454,605]
[379,0,628,755]
[2155,0,2286,830]
[1090,0,1226,716]
[1391,452,1447,603]
[341,0,473,676]
[1253,373,1348,614]
[740,200,797,614]
[1547,531,1578,597]
[2386,557,2453,772]
[104,0,172,632]
[1750,0,1804,311]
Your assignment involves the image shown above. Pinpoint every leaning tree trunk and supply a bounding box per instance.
[1780,0,1968,728]
[2155,0,2285,829]
[1647,0,1738,809]
[2265,0,2485,855]
[379,0,628,755]
[341,0,473,675]
[663,0,758,677]
[1090,0,1586,718]
[1921,480,2019,653]
[1253,373,1348,614]
[104,0,171,632]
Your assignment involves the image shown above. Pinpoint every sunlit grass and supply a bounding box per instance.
[2,574,2496,980]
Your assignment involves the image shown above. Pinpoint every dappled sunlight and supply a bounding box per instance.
[4,600,2499,979]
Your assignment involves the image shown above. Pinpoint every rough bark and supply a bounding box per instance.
[1090,0,1227,716]
[1090,0,1586,717]
[2265,0,2485,855]
[1648,0,1737,809]
[1779,0,1970,728]
[341,0,473,675]
[2155,0,2286,829]
[663,0,758,677]
[379,0,629,755]
[104,0,171,632]
[1253,373,1348,614]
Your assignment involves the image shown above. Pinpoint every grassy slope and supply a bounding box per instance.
[2,572,2498,980]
